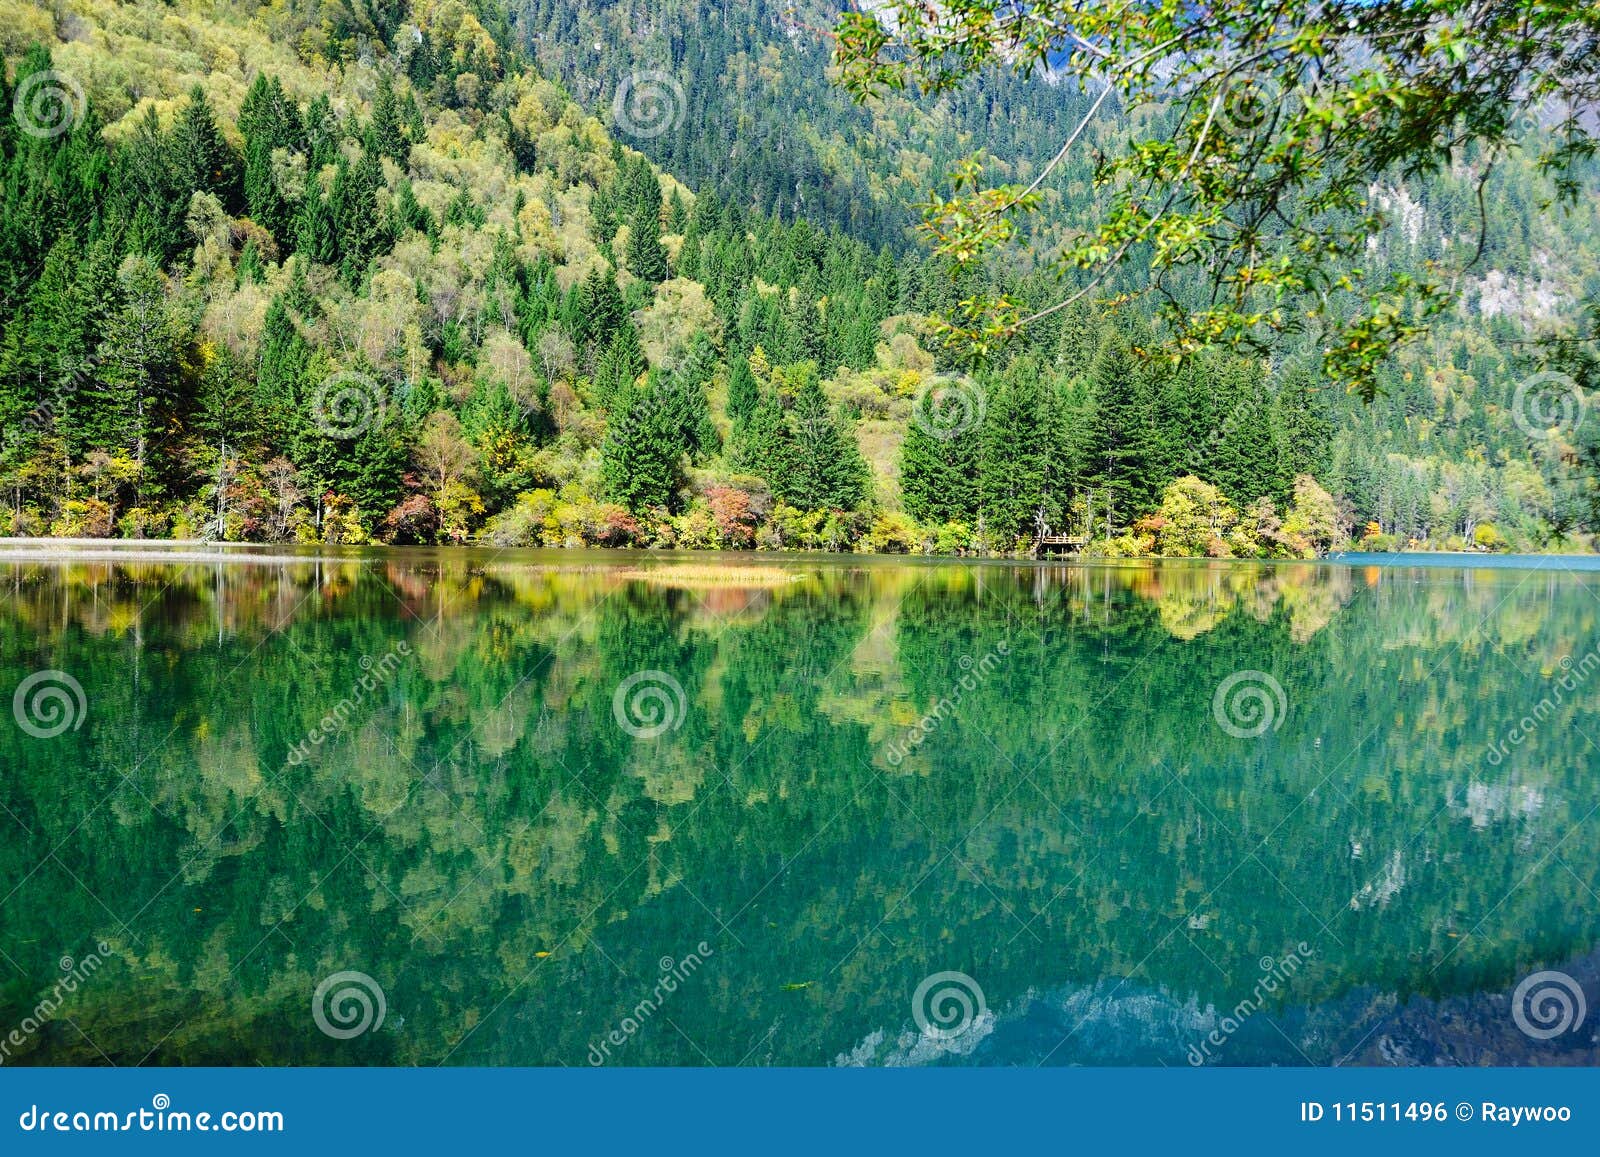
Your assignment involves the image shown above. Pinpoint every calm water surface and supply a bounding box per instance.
[1,550,1597,1065]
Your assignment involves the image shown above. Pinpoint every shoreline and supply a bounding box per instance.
[3,539,1600,570]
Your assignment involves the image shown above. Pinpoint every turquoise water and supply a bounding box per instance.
[0,551,1596,1065]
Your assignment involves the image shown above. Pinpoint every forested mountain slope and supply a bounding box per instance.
[0,0,1596,554]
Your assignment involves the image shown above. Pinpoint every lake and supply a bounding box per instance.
[1,550,1597,1066]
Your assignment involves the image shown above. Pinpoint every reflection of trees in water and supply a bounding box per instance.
[0,558,1596,1065]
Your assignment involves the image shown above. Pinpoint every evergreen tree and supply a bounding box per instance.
[661,336,720,462]
[1083,333,1158,523]
[172,85,240,208]
[601,375,687,515]
[625,205,669,283]
[777,371,869,510]
[367,71,408,164]
[900,401,979,525]
[726,354,759,424]
[1210,359,1290,506]
[295,172,337,265]
[576,266,625,349]
[594,322,646,410]
[978,363,1047,543]
[729,385,789,478]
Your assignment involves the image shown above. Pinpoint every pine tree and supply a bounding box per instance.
[1083,332,1158,523]
[367,71,408,164]
[329,151,387,283]
[978,363,1046,543]
[625,205,669,283]
[1210,359,1291,506]
[576,266,625,349]
[777,371,869,510]
[601,375,687,516]
[900,402,979,525]
[295,172,337,265]
[594,322,646,411]
[726,354,758,424]
[729,386,790,478]
[172,85,240,208]
[1274,364,1334,482]
[661,335,720,462]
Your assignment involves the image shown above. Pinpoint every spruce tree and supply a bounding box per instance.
[900,404,979,525]
[778,372,869,510]
[601,375,687,516]
[172,85,240,208]
[576,266,625,349]
[594,322,646,410]
[1083,333,1158,523]
[726,354,758,424]
[367,71,408,164]
[625,205,669,283]
[729,386,790,478]
[1210,359,1291,506]
[977,363,1046,543]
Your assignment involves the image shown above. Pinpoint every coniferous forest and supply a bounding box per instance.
[2,0,1599,556]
